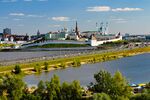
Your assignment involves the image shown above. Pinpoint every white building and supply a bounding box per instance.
[90,33,122,46]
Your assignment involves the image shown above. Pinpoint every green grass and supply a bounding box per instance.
[0,43,16,48]
[30,43,89,48]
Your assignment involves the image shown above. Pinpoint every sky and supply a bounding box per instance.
[0,0,150,35]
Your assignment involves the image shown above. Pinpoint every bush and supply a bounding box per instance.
[92,58,96,63]
[59,62,66,68]
[34,64,41,73]
[72,59,81,67]
[44,62,48,71]
[14,65,21,74]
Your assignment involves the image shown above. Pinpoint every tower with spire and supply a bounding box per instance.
[75,21,80,38]
[99,22,104,35]
[104,22,108,35]
[37,30,40,36]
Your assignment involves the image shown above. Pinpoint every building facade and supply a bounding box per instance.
[3,28,11,34]
[45,32,68,40]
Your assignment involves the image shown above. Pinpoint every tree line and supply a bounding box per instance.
[0,70,150,100]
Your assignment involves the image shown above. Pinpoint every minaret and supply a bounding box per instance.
[75,21,80,38]
[104,22,108,35]
[96,22,98,33]
[37,30,40,36]
[99,22,103,35]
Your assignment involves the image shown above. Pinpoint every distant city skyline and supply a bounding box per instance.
[0,0,150,35]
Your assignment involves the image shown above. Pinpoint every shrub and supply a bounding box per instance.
[14,65,21,74]
[34,64,41,73]
[72,59,81,67]
[44,62,48,71]
[59,62,66,68]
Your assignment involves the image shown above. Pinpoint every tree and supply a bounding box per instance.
[0,95,7,100]
[34,80,46,99]
[130,94,150,100]
[93,93,111,100]
[61,80,82,100]
[72,59,81,67]
[92,57,96,63]
[89,70,132,100]
[59,62,66,69]
[14,65,21,74]
[34,64,41,73]
[69,80,82,100]
[20,94,41,100]
[45,75,61,100]
[113,71,132,98]
[44,75,82,100]
[44,62,48,71]
[0,74,25,100]
[89,70,113,93]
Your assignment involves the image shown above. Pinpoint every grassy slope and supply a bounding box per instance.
[31,44,89,48]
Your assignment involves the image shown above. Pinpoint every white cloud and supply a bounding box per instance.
[27,14,45,18]
[53,25,61,27]
[116,20,128,23]
[51,17,70,21]
[111,18,128,23]
[111,18,126,21]
[112,8,144,12]
[48,24,61,28]
[9,13,25,16]
[9,13,45,18]
[86,6,111,12]
[86,6,144,12]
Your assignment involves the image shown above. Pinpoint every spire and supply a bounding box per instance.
[37,30,40,36]
[104,22,108,35]
[75,21,80,38]
[75,21,78,32]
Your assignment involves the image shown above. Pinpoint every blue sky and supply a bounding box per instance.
[0,0,150,35]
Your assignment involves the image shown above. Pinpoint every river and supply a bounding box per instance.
[23,53,150,87]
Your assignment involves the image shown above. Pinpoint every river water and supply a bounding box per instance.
[23,53,150,86]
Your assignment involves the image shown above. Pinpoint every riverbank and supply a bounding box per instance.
[0,46,150,75]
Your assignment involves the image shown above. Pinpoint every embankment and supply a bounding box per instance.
[0,46,150,75]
